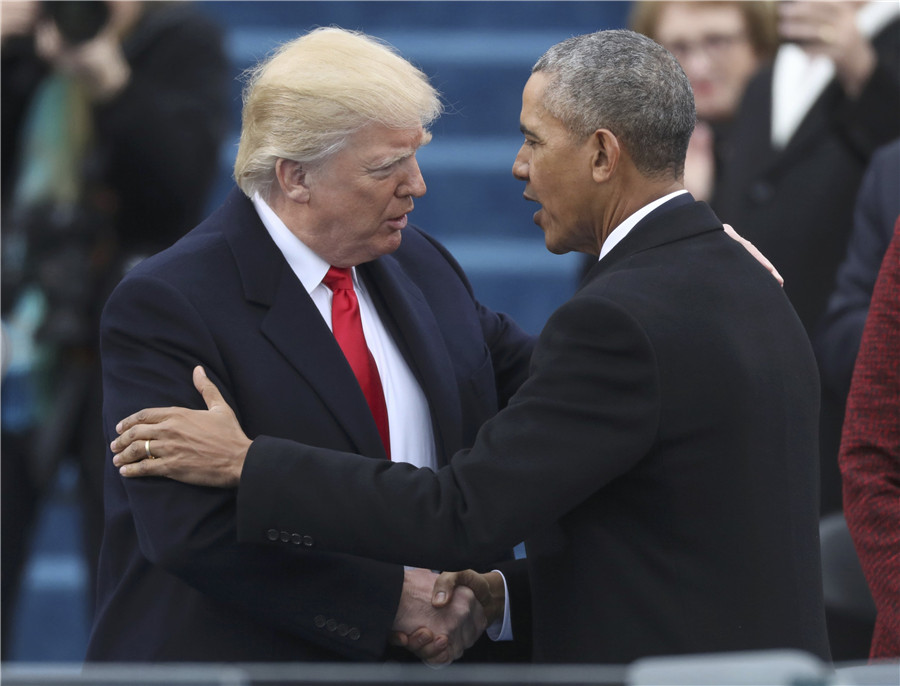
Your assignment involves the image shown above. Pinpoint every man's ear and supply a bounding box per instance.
[590,129,620,183]
[275,158,311,203]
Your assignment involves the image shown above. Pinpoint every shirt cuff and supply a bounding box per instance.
[485,569,514,642]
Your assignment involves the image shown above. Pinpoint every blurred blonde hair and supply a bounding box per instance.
[233,27,442,199]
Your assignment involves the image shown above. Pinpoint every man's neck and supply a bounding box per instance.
[596,177,684,252]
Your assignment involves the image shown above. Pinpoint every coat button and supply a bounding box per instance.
[348,628,361,641]
[266,529,278,541]
[302,535,314,547]
[325,619,338,632]
[291,533,302,545]
[280,531,290,543]
[314,615,326,628]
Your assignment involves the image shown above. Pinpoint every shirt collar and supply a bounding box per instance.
[251,192,357,292]
[598,189,689,261]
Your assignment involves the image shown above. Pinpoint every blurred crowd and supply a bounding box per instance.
[1,0,230,658]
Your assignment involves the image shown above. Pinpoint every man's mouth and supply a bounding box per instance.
[386,213,409,230]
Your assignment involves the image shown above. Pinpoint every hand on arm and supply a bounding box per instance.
[724,224,784,286]
[111,366,250,487]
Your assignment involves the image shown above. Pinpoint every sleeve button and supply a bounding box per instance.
[266,529,279,541]
[314,615,326,628]
[303,535,314,547]
[348,628,361,641]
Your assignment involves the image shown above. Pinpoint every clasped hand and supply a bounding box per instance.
[392,568,505,666]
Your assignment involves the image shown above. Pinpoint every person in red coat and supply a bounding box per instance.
[840,220,900,660]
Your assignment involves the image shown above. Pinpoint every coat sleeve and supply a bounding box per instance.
[101,271,404,660]
[839,223,900,658]
[237,291,660,571]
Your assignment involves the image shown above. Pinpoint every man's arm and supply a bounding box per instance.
[112,291,659,571]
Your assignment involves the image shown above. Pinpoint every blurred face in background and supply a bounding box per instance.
[655,3,761,123]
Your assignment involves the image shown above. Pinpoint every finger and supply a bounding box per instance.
[112,436,154,466]
[431,571,459,607]
[119,455,167,479]
[406,627,437,652]
[193,366,229,413]
[116,407,174,435]
[723,225,784,287]
[414,635,452,662]
[110,422,159,456]
[389,631,409,648]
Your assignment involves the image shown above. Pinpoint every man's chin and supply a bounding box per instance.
[542,234,571,256]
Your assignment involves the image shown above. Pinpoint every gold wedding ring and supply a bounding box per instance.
[145,439,156,460]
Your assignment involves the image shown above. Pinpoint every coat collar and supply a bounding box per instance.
[581,195,721,286]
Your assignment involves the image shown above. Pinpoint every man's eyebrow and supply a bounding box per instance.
[370,133,432,169]
[520,123,539,139]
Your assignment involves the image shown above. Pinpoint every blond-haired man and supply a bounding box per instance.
[87,27,534,664]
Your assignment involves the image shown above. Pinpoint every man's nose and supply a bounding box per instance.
[400,158,427,197]
[512,145,529,180]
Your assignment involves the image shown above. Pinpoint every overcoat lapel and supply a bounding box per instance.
[221,189,387,458]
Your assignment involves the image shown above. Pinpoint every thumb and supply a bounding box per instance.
[193,366,229,413]
[431,571,459,608]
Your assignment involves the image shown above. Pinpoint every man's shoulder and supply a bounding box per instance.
[126,222,231,283]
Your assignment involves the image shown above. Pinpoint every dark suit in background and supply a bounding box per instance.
[234,196,831,664]
[713,16,900,515]
[87,188,533,661]
[815,139,900,402]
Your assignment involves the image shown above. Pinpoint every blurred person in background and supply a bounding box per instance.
[816,138,899,660]
[0,0,229,656]
[713,0,899,528]
[630,1,778,202]
[839,221,900,661]
[816,139,900,413]
[579,1,777,280]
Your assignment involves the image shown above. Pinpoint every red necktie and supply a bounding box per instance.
[323,267,391,459]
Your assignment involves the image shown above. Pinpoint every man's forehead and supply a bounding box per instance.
[353,124,427,151]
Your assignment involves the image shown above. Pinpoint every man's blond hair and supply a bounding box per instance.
[233,27,441,199]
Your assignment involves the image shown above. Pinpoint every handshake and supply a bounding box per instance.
[391,568,506,666]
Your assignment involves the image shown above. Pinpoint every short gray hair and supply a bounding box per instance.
[533,29,695,179]
[234,27,442,199]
